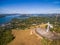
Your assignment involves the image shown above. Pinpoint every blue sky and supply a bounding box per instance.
[0,0,60,14]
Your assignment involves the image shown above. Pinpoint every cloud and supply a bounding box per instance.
[0,6,60,14]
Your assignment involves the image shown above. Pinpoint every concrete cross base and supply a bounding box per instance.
[35,28,60,40]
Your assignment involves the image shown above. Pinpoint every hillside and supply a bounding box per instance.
[7,29,42,45]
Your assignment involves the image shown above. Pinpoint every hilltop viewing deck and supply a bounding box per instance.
[35,28,60,40]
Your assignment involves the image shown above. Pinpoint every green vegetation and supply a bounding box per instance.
[10,16,60,45]
[41,38,60,45]
[9,16,60,32]
[10,17,52,30]
[0,15,60,45]
[0,27,14,45]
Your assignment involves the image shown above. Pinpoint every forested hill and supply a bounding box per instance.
[0,14,60,45]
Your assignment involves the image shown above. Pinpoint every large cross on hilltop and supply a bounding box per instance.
[46,22,53,32]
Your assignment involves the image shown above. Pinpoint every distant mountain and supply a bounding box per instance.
[0,13,60,18]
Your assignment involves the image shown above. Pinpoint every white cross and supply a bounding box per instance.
[46,22,53,32]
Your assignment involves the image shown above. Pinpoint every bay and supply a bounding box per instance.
[0,15,29,25]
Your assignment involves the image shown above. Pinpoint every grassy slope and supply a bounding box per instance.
[7,29,41,45]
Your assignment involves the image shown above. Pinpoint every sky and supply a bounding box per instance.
[0,0,60,14]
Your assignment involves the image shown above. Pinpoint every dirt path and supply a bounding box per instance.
[7,29,42,45]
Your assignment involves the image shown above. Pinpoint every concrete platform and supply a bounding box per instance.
[35,28,60,40]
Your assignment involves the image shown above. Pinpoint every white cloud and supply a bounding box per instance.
[0,7,60,14]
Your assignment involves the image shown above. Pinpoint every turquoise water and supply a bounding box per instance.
[0,15,21,24]
[0,15,29,25]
